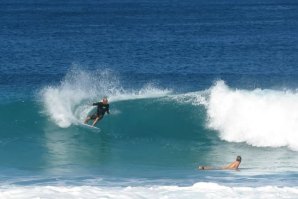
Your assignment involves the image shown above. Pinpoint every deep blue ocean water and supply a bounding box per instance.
[1,0,298,198]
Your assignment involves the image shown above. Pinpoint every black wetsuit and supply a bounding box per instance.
[91,102,110,119]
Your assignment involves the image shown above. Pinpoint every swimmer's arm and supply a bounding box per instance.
[222,161,239,170]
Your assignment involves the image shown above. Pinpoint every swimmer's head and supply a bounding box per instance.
[236,156,242,162]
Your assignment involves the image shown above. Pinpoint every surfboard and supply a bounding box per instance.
[198,166,222,170]
[79,123,101,132]
[198,166,240,171]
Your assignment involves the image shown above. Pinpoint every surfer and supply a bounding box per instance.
[198,156,242,170]
[84,97,110,126]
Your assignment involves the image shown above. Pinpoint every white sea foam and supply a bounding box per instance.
[0,183,297,199]
[41,69,171,128]
[203,81,298,151]
[170,80,298,151]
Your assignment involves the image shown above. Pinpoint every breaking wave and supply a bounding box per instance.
[40,69,171,128]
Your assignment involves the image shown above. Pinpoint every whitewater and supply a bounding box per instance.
[1,183,298,199]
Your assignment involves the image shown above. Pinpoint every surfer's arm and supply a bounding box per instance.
[222,163,231,169]
[92,102,100,106]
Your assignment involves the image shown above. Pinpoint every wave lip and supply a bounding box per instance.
[206,81,298,151]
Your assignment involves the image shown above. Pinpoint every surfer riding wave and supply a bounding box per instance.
[84,97,110,126]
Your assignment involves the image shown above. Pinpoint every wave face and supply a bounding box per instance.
[203,81,298,151]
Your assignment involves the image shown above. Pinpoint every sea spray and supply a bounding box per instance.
[41,69,171,128]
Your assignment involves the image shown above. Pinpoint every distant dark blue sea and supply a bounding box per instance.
[1,0,298,198]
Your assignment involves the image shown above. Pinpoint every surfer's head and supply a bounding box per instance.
[236,156,242,162]
[102,97,108,104]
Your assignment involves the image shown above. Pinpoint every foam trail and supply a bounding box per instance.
[0,183,297,199]
[41,69,171,128]
[205,81,298,151]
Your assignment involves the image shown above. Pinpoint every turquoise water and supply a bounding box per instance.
[1,73,298,186]
[1,0,298,198]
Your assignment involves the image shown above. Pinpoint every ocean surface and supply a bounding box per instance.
[1,0,298,198]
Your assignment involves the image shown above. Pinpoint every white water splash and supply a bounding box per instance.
[205,81,298,151]
[41,69,171,128]
[171,80,298,151]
